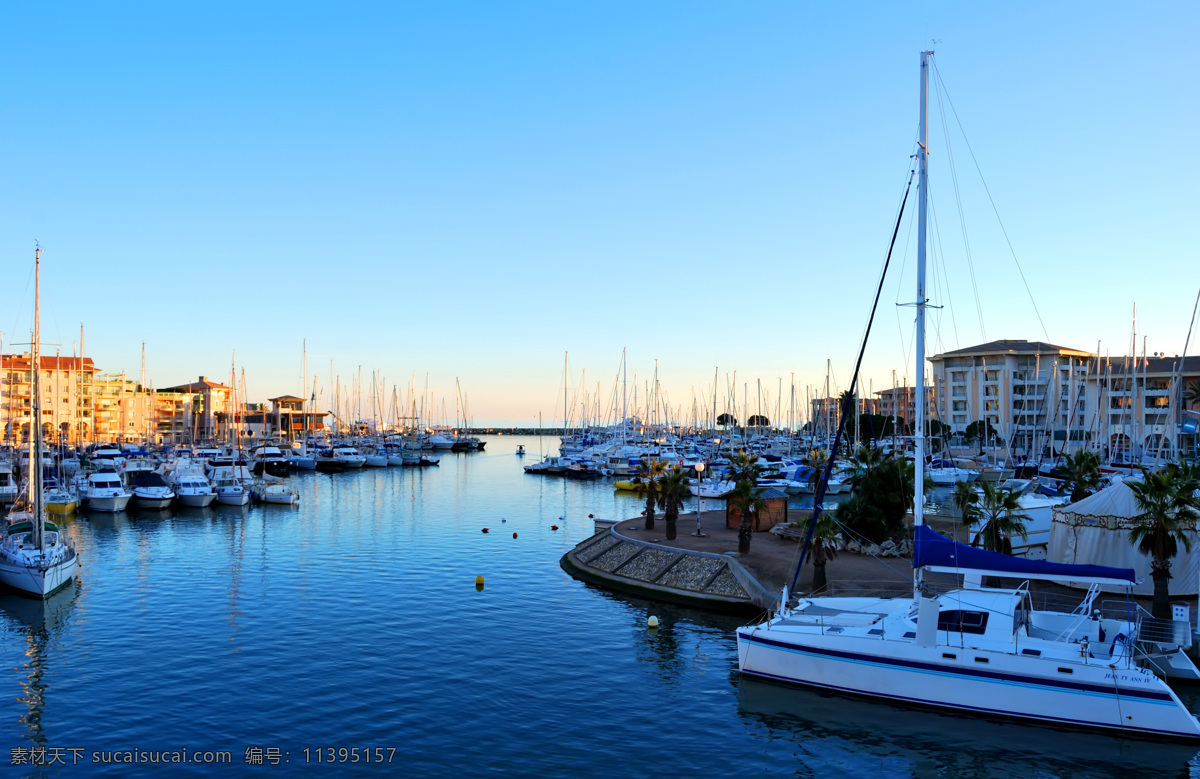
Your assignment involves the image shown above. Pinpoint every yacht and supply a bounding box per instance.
[129,471,176,509]
[172,470,217,508]
[330,446,366,468]
[83,470,133,512]
[0,461,18,504]
[736,52,1200,742]
[249,444,291,477]
[210,465,252,506]
[361,444,390,467]
[0,249,77,598]
[288,445,316,470]
[43,472,79,515]
[251,475,299,505]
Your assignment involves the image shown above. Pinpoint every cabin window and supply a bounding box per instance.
[937,610,989,635]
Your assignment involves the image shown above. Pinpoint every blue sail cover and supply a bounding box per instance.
[913,525,1135,584]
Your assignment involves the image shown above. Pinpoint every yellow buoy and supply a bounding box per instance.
[647,615,659,629]
[475,575,485,586]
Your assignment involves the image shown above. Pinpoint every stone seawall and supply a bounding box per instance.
[560,525,773,615]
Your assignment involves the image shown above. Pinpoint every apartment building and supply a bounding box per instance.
[929,340,1200,460]
[0,353,97,445]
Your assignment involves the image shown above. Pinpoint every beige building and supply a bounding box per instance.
[929,340,1200,461]
[874,385,936,431]
[929,340,1092,456]
[158,376,233,443]
[0,353,97,445]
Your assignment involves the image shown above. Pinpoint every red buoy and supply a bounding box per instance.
[482,528,489,533]
[512,532,518,539]
[550,525,559,531]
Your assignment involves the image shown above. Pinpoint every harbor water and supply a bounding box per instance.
[3,436,1200,776]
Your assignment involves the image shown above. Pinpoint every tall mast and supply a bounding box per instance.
[32,248,45,552]
[913,51,932,568]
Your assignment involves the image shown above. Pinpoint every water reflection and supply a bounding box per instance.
[0,581,79,749]
[736,676,1199,777]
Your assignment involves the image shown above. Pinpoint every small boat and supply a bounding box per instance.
[361,445,390,467]
[688,479,736,498]
[211,465,252,506]
[418,453,440,466]
[0,461,17,505]
[44,476,79,515]
[172,471,217,508]
[83,470,133,512]
[249,445,291,477]
[129,471,176,509]
[516,445,526,456]
[251,475,299,505]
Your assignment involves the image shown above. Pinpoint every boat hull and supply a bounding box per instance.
[0,554,77,598]
[46,501,78,515]
[736,629,1200,741]
[87,494,131,512]
[216,490,251,506]
[133,495,174,509]
[177,493,217,508]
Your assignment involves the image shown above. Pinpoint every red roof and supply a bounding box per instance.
[2,353,96,371]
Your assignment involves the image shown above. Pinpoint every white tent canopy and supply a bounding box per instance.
[1049,478,1199,596]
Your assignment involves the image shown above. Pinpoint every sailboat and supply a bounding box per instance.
[0,249,79,597]
[736,53,1200,741]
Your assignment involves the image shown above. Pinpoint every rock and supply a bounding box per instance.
[880,540,896,551]
[865,544,882,557]
[845,541,862,554]
[899,539,913,556]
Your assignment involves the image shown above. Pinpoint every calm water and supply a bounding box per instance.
[2,435,1199,777]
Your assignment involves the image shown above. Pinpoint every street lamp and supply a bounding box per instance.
[693,461,706,537]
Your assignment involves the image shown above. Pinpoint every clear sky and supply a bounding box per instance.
[1,2,1196,426]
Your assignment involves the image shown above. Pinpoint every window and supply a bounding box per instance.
[953,401,967,412]
[937,610,989,634]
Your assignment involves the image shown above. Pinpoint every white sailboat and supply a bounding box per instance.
[0,249,79,598]
[736,53,1200,741]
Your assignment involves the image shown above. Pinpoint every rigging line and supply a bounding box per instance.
[934,68,986,343]
[928,191,963,350]
[932,60,1049,341]
[791,169,915,593]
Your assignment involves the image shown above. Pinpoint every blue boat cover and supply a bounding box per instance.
[913,525,1135,583]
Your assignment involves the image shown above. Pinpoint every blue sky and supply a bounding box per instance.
[1,2,1196,425]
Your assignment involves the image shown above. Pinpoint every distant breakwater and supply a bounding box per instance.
[463,428,572,436]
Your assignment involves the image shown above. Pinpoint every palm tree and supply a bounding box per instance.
[727,478,767,554]
[633,458,666,530]
[1058,449,1103,503]
[806,448,829,493]
[725,449,763,485]
[965,482,1030,555]
[952,481,981,544]
[805,512,841,592]
[1186,380,1200,410]
[1128,470,1198,619]
[656,466,690,541]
